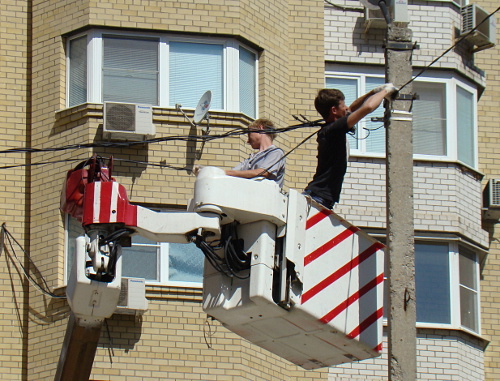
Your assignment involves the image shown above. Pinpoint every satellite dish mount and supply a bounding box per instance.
[175,90,212,134]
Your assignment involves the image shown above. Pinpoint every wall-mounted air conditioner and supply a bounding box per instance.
[461,4,496,52]
[364,7,388,31]
[103,102,155,141]
[115,277,148,315]
[483,178,500,220]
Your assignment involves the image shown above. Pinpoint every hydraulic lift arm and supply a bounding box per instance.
[56,156,385,379]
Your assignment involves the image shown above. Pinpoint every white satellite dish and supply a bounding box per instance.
[193,90,212,125]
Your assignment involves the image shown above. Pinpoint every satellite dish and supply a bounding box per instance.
[193,90,212,125]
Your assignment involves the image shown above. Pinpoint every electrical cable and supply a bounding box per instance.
[0,121,322,157]
[323,0,364,12]
[0,157,90,170]
[193,222,251,280]
[256,129,320,179]
[399,6,500,91]
[1,223,66,299]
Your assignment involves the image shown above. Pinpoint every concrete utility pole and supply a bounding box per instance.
[384,1,417,380]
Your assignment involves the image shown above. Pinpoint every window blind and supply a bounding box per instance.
[68,36,87,107]
[239,46,256,118]
[102,36,159,105]
[169,41,223,109]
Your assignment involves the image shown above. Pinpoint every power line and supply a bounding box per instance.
[0,158,89,170]
[400,6,500,91]
[0,121,322,157]
[1,223,66,299]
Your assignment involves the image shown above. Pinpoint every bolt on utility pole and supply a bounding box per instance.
[384,0,417,380]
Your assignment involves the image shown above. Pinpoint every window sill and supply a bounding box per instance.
[382,319,489,349]
[415,326,490,350]
[54,283,203,303]
[349,153,484,180]
[54,103,254,130]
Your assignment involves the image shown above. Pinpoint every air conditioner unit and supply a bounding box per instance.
[364,7,388,31]
[461,4,496,52]
[115,277,148,315]
[483,179,500,220]
[103,102,155,141]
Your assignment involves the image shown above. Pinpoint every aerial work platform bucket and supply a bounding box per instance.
[198,173,385,369]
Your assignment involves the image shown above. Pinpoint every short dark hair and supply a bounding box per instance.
[249,118,276,140]
[314,88,345,120]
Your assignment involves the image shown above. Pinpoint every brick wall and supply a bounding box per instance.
[1,0,497,379]
[324,0,484,86]
[22,0,327,379]
[473,1,500,380]
[328,329,485,380]
[336,159,488,247]
[0,0,29,378]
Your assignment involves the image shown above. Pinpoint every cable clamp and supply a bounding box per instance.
[390,109,413,122]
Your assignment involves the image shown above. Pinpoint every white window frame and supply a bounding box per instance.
[64,213,204,288]
[381,238,481,335]
[407,239,480,334]
[66,29,259,117]
[325,67,478,168]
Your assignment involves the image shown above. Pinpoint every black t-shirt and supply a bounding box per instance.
[305,116,350,204]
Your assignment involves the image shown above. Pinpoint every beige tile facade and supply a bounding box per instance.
[1,0,499,379]
[474,2,500,380]
[0,0,29,379]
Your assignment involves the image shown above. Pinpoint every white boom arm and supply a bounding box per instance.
[63,164,385,370]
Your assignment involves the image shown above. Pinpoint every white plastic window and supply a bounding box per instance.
[325,69,478,168]
[66,30,258,118]
[383,240,480,334]
[415,241,480,333]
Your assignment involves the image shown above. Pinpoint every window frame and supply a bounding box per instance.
[415,240,480,335]
[381,237,481,335]
[325,68,478,169]
[66,29,259,117]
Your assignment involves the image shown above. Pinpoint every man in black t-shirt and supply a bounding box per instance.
[304,84,397,209]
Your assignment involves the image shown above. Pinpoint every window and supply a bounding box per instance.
[68,36,87,106]
[415,242,451,324]
[325,68,478,168]
[414,241,479,333]
[102,36,159,105]
[459,245,479,332]
[383,240,480,334]
[65,214,204,287]
[67,30,258,118]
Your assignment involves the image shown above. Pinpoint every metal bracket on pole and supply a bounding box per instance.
[396,93,418,101]
[385,41,419,50]
[390,110,412,122]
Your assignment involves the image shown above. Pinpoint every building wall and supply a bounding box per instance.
[0,0,497,379]
[0,0,30,379]
[322,0,493,379]
[324,0,485,86]
[328,329,485,380]
[336,159,488,247]
[87,290,329,380]
[22,0,326,379]
[473,1,500,380]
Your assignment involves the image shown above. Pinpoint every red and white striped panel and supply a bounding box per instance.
[82,181,138,227]
[301,205,384,352]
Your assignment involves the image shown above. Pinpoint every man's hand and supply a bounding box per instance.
[383,83,399,100]
[372,83,399,99]
[372,83,388,93]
